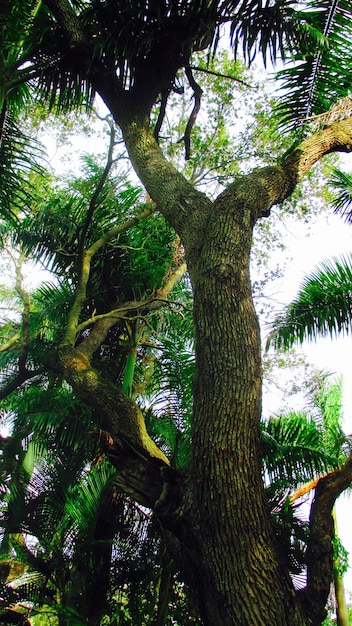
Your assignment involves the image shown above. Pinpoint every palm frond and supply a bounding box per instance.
[230,0,320,68]
[267,254,352,349]
[329,167,352,223]
[274,0,352,130]
[261,411,339,490]
[0,107,45,221]
[63,460,116,538]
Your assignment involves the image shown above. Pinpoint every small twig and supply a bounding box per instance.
[181,67,203,161]
[154,90,170,143]
[187,64,252,89]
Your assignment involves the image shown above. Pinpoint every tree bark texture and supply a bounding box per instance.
[185,184,305,625]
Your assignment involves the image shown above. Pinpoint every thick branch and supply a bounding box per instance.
[216,117,352,225]
[43,0,90,51]
[282,118,352,188]
[300,454,352,625]
[57,345,169,466]
[116,114,212,257]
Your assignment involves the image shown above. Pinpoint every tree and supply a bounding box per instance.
[1,1,352,624]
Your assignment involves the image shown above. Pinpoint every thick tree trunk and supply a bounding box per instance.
[51,110,352,624]
[182,183,307,625]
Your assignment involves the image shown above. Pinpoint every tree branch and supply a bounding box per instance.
[14,252,30,374]
[56,345,169,466]
[181,67,203,161]
[43,0,90,52]
[62,206,156,346]
[282,117,352,189]
[300,454,352,625]
[78,117,116,263]
[77,262,187,359]
[187,65,252,88]
[215,116,352,225]
[119,115,213,255]
[0,333,20,352]
[0,367,45,401]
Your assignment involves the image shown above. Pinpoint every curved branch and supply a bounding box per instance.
[62,206,156,346]
[56,345,169,467]
[300,454,352,625]
[282,117,352,189]
[119,115,212,253]
[217,116,352,224]
[181,67,203,161]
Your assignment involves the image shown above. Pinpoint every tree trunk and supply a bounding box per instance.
[180,183,307,625]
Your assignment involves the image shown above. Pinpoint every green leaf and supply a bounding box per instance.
[267,254,352,349]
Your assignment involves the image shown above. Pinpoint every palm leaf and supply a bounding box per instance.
[230,0,322,68]
[261,411,339,490]
[267,254,352,349]
[63,460,116,539]
[274,0,352,130]
[0,108,44,221]
[329,167,352,223]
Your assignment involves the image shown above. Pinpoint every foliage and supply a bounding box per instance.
[330,167,352,224]
[267,254,352,349]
